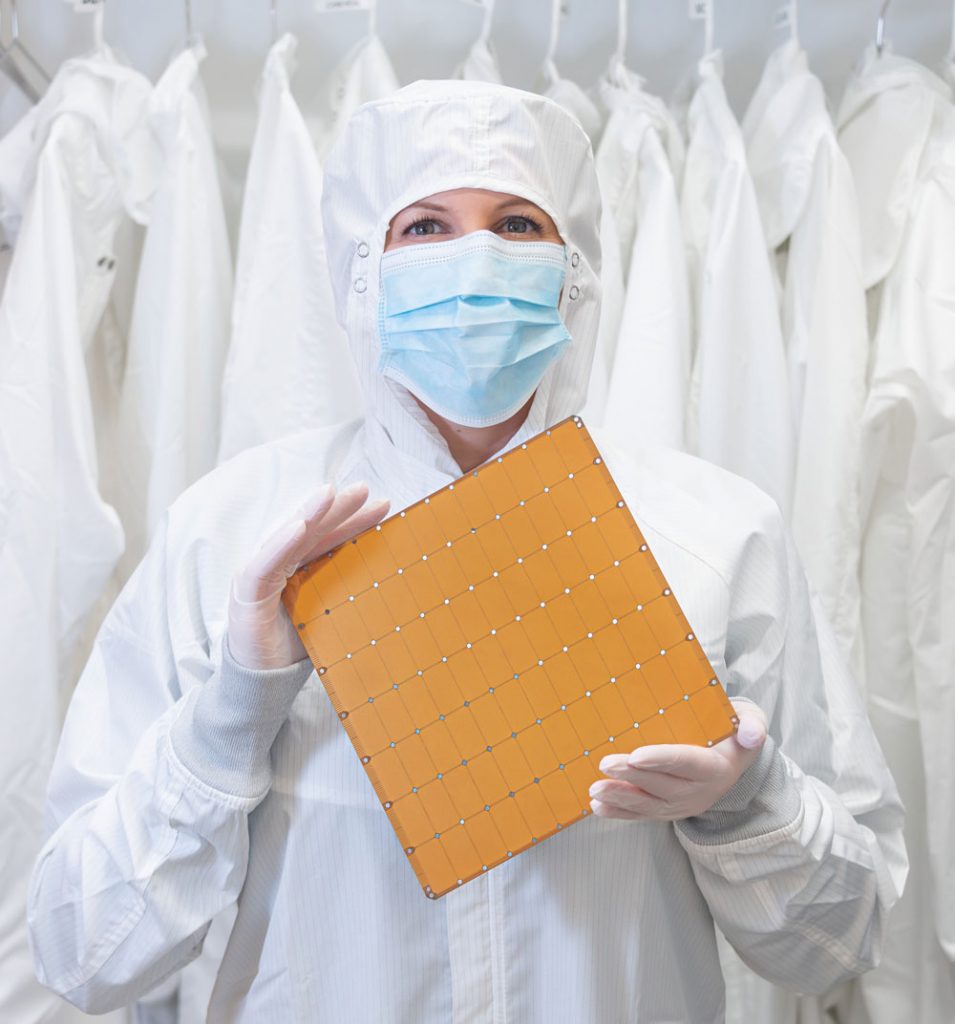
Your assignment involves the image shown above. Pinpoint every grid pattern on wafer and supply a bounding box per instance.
[283,416,737,899]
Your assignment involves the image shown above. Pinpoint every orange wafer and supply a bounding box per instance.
[283,415,737,899]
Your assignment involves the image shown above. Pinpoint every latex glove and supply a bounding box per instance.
[587,698,768,821]
[228,482,390,670]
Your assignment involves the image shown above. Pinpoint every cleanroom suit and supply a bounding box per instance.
[29,80,905,1023]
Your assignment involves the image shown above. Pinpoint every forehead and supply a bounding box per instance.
[394,188,544,214]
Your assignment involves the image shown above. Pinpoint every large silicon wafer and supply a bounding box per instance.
[283,415,737,899]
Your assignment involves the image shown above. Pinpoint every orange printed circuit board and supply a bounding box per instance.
[282,415,737,899]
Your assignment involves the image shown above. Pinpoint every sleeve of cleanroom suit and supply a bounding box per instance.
[26,513,313,1015]
[673,502,908,995]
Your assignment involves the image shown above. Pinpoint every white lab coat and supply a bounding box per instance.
[676,52,794,517]
[586,70,691,453]
[744,39,867,676]
[837,47,955,1024]
[28,80,905,1022]
[111,43,232,579]
[0,48,156,1024]
[217,34,363,464]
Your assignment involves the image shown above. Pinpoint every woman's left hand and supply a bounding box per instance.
[587,699,768,822]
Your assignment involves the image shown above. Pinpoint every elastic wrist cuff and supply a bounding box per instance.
[675,735,801,846]
[169,639,314,800]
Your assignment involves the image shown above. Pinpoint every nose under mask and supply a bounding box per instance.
[377,230,572,428]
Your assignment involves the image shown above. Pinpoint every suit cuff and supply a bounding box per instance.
[169,636,314,801]
[674,734,802,847]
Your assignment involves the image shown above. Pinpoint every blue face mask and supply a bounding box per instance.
[377,230,571,427]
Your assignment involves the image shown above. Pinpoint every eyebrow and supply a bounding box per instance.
[401,195,539,215]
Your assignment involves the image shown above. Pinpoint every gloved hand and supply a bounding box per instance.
[228,482,390,670]
[587,698,768,821]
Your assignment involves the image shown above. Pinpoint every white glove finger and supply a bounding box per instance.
[587,783,665,816]
[295,482,336,522]
[234,480,351,603]
[294,482,371,560]
[235,483,337,598]
[595,767,689,802]
[589,799,649,821]
[623,744,715,782]
[314,480,370,529]
[265,482,344,582]
[301,498,391,564]
[234,518,308,602]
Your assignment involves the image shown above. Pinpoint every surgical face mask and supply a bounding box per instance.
[377,229,571,428]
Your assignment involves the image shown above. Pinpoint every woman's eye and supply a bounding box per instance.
[406,219,440,236]
[503,217,533,233]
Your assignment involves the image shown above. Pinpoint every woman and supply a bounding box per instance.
[29,80,905,1022]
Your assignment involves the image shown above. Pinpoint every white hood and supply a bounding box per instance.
[320,80,602,501]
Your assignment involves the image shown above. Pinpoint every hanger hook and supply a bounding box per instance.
[2,0,21,47]
[689,0,715,57]
[93,3,104,50]
[773,0,798,42]
[614,0,628,66]
[476,0,495,45]
[947,0,955,63]
[875,0,891,56]
[543,0,562,73]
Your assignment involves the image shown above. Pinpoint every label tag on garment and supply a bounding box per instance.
[284,415,738,900]
[314,0,370,10]
[688,0,710,19]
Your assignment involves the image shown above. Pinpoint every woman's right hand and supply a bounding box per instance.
[227,482,390,670]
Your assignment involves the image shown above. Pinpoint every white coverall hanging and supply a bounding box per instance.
[112,42,232,579]
[0,75,32,137]
[837,46,955,1024]
[0,49,155,1024]
[585,70,690,453]
[217,34,363,464]
[319,7,399,160]
[0,105,33,297]
[27,80,905,1023]
[743,37,868,675]
[713,33,871,1024]
[536,0,602,143]
[675,51,794,517]
[453,0,502,83]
